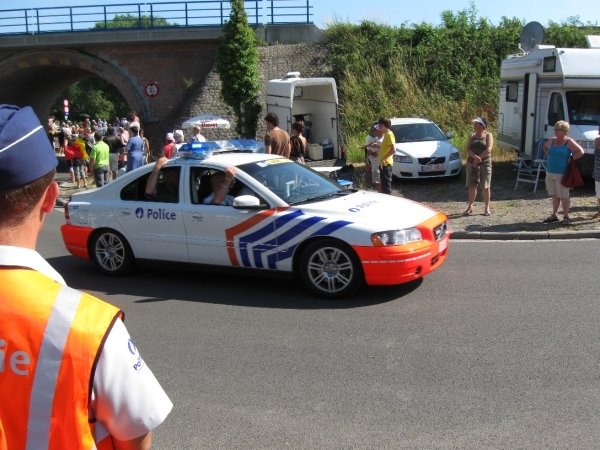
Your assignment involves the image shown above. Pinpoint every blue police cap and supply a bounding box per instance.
[0,104,58,191]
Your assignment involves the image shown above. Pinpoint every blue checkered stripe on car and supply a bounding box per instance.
[235,209,352,269]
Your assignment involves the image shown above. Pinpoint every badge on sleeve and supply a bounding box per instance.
[127,338,145,373]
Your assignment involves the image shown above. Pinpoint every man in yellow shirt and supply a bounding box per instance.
[377,117,396,195]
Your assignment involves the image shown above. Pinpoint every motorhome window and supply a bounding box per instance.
[543,56,556,73]
[506,83,518,102]
[293,87,303,98]
[547,92,565,126]
[565,91,600,125]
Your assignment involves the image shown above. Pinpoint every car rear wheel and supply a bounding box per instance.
[300,239,363,299]
[91,229,135,276]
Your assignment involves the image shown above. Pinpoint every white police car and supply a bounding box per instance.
[61,141,450,299]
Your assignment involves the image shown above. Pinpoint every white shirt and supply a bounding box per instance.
[203,192,236,206]
[365,135,382,171]
[0,245,173,441]
[192,134,206,143]
[202,186,254,206]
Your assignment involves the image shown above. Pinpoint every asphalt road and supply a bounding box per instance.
[39,209,600,449]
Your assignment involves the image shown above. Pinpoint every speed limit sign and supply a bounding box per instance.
[144,83,159,97]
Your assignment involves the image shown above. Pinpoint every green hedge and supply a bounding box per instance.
[325,7,599,161]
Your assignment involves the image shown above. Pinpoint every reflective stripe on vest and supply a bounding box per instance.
[26,286,81,449]
[0,268,121,450]
[0,418,7,450]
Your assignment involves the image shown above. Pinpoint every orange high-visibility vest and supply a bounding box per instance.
[0,268,122,450]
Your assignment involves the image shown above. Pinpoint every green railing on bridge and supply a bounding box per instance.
[0,0,313,35]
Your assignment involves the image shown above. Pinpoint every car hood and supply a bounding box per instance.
[394,140,457,158]
[295,190,440,230]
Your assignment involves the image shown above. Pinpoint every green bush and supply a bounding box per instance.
[326,7,598,162]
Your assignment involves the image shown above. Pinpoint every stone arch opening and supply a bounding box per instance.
[0,49,148,124]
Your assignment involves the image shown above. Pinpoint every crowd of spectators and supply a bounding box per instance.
[48,110,214,189]
[48,111,153,187]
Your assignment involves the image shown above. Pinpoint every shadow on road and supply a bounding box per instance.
[47,255,424,310]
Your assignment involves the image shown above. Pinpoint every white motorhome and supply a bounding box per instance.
[266,72,340,160]
[498,28,600,176]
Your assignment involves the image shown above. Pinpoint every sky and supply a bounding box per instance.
[4,0,600,30]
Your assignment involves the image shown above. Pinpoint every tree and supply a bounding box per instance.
[92,14,176,29]
[51,77,129,122]
[215,0,261,138]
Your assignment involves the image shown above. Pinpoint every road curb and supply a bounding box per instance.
[451,230,600,240]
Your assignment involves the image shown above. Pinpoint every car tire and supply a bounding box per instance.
[299,239,363,299]
[90,229,136,276]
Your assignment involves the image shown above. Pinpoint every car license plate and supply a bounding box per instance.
[420,164,445,172]
[438,237,447,253]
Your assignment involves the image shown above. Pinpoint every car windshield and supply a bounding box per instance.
[238,159,350,205]
[566,91,600,125]
[391,123,446,143]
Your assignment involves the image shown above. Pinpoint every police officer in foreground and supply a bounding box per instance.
[0,104,172,449]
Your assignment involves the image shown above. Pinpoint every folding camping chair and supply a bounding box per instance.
[514,138,547,192]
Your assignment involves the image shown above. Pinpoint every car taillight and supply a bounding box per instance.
[64,196,72,224]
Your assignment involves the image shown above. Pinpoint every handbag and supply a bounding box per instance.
[561,158,584,188]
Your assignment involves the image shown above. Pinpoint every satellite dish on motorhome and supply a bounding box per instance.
[519,22,545,53]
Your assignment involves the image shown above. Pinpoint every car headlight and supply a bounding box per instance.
[371,228,422,246]
[394,155,412,163]
[449,151,461,161]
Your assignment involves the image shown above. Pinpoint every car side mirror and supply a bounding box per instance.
[446,132,454,139]
[233,195,267,209]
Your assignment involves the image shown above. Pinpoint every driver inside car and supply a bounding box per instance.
[202,166,254,206]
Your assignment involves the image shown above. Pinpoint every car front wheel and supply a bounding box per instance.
[300,239,363,299]
[91,229,135,276]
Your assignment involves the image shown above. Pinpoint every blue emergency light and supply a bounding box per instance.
[178,140,264,159]
[177,141,220,160]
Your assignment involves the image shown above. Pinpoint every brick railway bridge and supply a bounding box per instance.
[0,1,327,143]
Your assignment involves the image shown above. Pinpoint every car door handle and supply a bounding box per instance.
[118,208,131,216]
[188,212,203,221]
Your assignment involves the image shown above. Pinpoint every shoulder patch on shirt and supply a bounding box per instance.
[127,338,145,373]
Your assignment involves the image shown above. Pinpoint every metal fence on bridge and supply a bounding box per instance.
[0,0,313,35]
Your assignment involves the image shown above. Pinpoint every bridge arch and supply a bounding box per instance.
[0,48,148,123]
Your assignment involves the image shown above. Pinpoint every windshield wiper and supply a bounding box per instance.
[290,190,351,205]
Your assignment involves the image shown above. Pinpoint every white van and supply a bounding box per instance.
[266,72,340,160]
[497,26,600,177]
